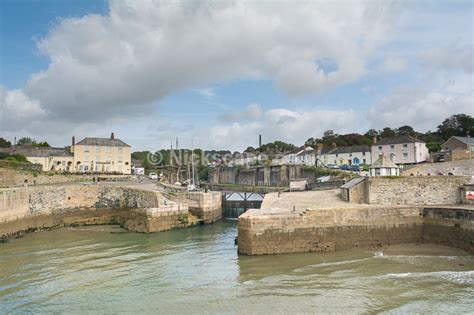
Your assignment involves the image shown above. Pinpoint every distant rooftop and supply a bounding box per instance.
[328,145,370,155]
[1,146,72,158]
[76,137,130,147]
[376,135,424,145]
[451,136,474,145]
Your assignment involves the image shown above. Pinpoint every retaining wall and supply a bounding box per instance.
[367,176,469,205]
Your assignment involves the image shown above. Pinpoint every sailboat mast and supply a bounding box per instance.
[191,139,195,186]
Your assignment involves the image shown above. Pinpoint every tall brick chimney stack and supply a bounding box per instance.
[111,132,115,140]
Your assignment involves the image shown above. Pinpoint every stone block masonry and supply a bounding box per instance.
[367,176,469,205]
[238,206,474,255]
[0,185,222,241]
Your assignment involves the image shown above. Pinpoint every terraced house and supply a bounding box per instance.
[322,145,371,166]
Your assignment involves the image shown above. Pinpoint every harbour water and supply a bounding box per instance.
[0,220,473,313]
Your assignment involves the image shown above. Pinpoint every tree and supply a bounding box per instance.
[16,137,50,147]
[17,137,35,146]
[0,137,11,148]
[364,129,379,137]
[437,114,474,139]
[380,127,396,138]
[396,125,416,136]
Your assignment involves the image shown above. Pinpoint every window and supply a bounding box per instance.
[84,155,89,161]
[96,146,101,152]
[96,156,100,162]
[106,146,112,153]
[378,146,382,151]
[362,152,366,156]
[84,165,89,171]
[118,147,123,153]
[403,153,408,159]
[349,153,352,157]
[403,144,408,149]
[106,156,111,162]
[363,159,366,164]
[390,145,395,150]
[84,146,89,152]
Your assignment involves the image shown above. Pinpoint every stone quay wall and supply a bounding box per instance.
[181,192,222,224]
[238,206,474,255]
[0,185,208,240]
[367,176,469,205]
[238,207,424,255]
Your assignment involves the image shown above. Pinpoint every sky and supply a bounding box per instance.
[0,0,473,152]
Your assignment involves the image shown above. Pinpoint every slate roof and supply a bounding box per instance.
[296,149,316,156]
[369,154,399,169]
[376,135,424,145]
[327,145,370,155]
[3,146,73,157]
[451,136,474,145]
[76,137,130,147]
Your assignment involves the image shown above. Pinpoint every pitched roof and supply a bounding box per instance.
[376,135,424,145]
[369,154,399,169]
[296,149,316,156]
[76,137,130,147]
[451,136,474,145]
[5,146,72,157]
[327,145,370,155]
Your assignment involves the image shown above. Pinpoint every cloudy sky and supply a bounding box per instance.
[1,0,473,151]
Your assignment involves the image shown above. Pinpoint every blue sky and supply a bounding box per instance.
[1,0,473,151]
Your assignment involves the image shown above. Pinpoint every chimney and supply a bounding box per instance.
[373,136,377,144]
[332,142,337,150]
[259,134,262,148]
[71,136,75,153]
[316,143,323,154]
[111,132,115,140]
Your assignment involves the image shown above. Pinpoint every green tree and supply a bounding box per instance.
[0,137,11,148]
[380,127,396,138]
[396,125,416,136]
[437,114,474,139]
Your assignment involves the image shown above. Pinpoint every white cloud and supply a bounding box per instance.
[209,107,359,149]
[367,76,474,131]
[3,0,395,131]
[219,103,262,122]
[419,44,473,74]
[378,57,406,73]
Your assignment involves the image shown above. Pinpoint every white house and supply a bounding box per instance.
[371,135,429,164]
[369,154,400,176]
[322,145,371,166]
[296,149,317,166]
[282,146,313,165]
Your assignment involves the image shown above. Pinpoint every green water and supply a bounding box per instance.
[0,221,473,314]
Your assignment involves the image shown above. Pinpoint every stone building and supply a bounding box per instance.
[439,136,474,161]
[2,146,74,172]
[371,135,429,164]
[369,154,400,176]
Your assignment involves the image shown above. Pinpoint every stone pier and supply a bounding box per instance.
[238,176,474,255]
[0,184,222,241]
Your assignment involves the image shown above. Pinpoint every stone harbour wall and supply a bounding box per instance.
[238,207,425,255]
[238,206,474,255]
[183,192,222,224]
[367,176,469,205]
[0,185,208,241]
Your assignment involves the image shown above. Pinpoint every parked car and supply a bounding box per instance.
[326,164,339,169]
[148,172,158,180]
[350,165,360,172]
[339,164,351,171]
